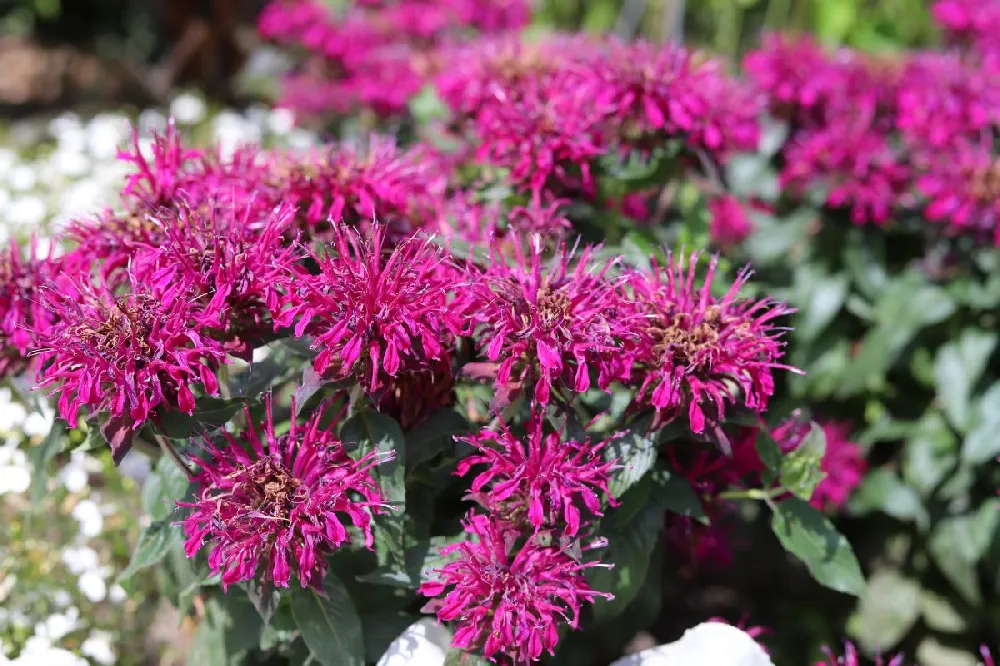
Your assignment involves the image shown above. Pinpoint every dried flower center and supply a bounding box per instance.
[534,285,572,330]
[249,459,302,520]
[73,295,160,360]
[649,306,723,369]
[968,162,1000,203]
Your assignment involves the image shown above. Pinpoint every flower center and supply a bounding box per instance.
[250,458,302,520]
[73,295,160,359]
[534,285,571,330]
[648,307,723,369]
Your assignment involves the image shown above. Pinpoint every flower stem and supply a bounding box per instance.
[152,431,195,480]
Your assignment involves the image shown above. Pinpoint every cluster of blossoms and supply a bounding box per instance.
[257,0,530,117]
[1,109,802,662]
[817,643,995,666]
[744,0,1000,245]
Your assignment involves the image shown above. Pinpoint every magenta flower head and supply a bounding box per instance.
[276,224,462,400]
[628,252,799,433]
[132,201,300,356]
[773,419,867,511]
[34,273,227,430]
[0,238,59,377]
[708,195,755,249]
[456,410,618,536]
[180,394,392,590]
[915,138,1000,245]
[466,235,637,404]
[743,34,834,117]
[419,512,612,664]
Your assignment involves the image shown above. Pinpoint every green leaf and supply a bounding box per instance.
[848,468,929,529]
[156,397,249,439]
[119,519,177,584]
[218,594,266,656]
[770,498,866,596]
[293,364,329,415]
[361,611,419,662]
[903,412,958,495]
[962,382,1000,463]
[935,330,998,432]
[658,475,707,523]
[445,649,492,666]
[342,409,405,506]
[605,414,657,498]
[920,590,967,633]
[357,533,465,588]
[247,579,280,626]
[142,456,191,521]
[755,429,782,487]
[405,410,470,471]
[928,500,1000,605]
[848,569,920,653]
[792,268,848,344]
[188,615,226,666]
[29,419,66,504]
[779,423,826,501]
[290,573,365,666]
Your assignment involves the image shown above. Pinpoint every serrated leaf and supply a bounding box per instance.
[406,410,470,471]
[156,397,249,439]
[779,423,826,501]
[290,573,365,666]
[29,419,66,504]
[770,498,865,596]
[962,382,1000,463]
[605,414,657,498]
[935,330,998,432]
[293,364,328,415]
[119,519,176,584]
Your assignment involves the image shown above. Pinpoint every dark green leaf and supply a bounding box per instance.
[793,268,848,344]
[290,573,365,666]
[770,498,865,596]
[29,419,66,504]
[361,612,419,662]
[119,519,176,584]
[903,412,958,495]
[849,569,921,653]
[755,429,782,487]
[928,500,1000,605]
[405,410,470,471]
[247,579,280,626]
[848,468,929,529]
[142,456,191,521]
[962,382,1000,463]
[779,423,826,501]
[605,414,657,498]
[658,475,707,523]
[935,330,997,432]
[357,534,465,588]
[188,615,226,666]
[342,409,405,506]
[156,397,249,439]
[445,649,491,666]
[218,594,265,656]
[293,364,328,415]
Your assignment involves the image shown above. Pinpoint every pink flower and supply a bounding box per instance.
[275,225,461,400]
[932,0,1000,55]
[456,410,618,536]
[131,201,300,356]
[708,195,755,248]
[34,274,228,429]
[914,138,1000,245]
[744,34,835,117]
[419,513,611,664]
[629,252,799,433]
[0,239,59,377]
[774,419,867,511]
[664,511,735,573]
[466,237,636,404]
[180,394,391,589]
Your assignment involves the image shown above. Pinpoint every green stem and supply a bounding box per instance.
[152,431,194,480]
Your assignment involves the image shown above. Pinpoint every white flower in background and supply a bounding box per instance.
[138,109,167,135]
[8,165,37,192]
[6,637,88,666]
[5,196,47,228]
[267,107,295,135]
[58,452,91,494]
[60,547,100,576]
[213,110,259,159]
[0,443,31,495]
[108,585,127,605]
[86,115,129,161]
[77,571,107,604]
[51,591,72,609]
[170,93,207,125]
[376,619,451,666]
[609,622,774,666]
[0,390,27,432]
[50,150,91,179]
[0,148,17,175]
[23,408,54,439]
[71,500,103,538]
[81,632,115,666]
[34,607,79,642]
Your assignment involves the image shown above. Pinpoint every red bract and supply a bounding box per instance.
[132,202,300,356]
[466,236,636,404]
[456,411,618,536]
[0,239,59,377]
[180,395,391,590]
[629,252,798,433]
[34,275,227,428]
[419,513,611,664]
[276,225,461,400]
